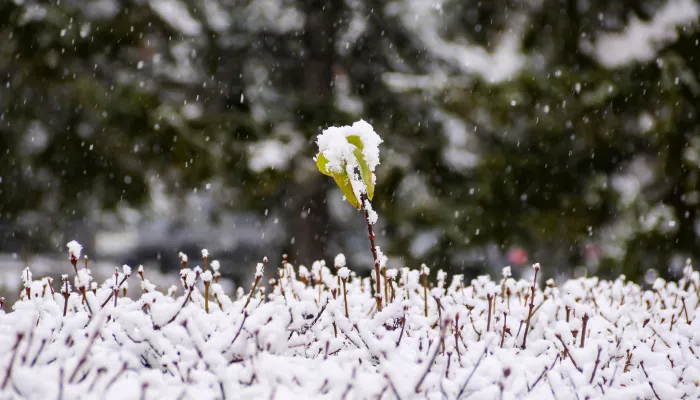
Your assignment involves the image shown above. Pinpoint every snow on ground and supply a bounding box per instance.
[0,243,699,399]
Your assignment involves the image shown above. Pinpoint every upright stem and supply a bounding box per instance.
[361,193,382,312]
[244,276,261,311]
[383,267,388,307]
[500,312,507,348]
[342,278,349,318]
[522,267,539,349]
[331,289,338,337]
[423,273,428,317]
[580,314,589,348]
[204,282,210,313]
[486,294,493,332]
[318,266,323,305]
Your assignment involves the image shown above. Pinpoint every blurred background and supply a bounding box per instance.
[0,0,699,288]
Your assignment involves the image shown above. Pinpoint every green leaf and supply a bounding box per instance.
[315,153,333,177]
[334,172,361,209]
[316,135,373,209]
[346,135,374,200]
[353,147,374,200]
[345,135,364,150]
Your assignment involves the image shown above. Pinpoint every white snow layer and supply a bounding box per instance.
[2,244,700,399]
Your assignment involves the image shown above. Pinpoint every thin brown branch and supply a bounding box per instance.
[522,266,539,349]
[415,321,449,393]
[1,333,23,390]
[456,343,488,399]
[361,193,382,313]
[555,333,582,372]
[590,346,602,384]
[639,361,662,400]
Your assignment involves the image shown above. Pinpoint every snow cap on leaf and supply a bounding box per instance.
[315,120,382,209]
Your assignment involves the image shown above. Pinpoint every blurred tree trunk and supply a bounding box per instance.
[284,0,340,265]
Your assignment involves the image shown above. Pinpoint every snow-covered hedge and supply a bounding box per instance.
[1,244,699,399]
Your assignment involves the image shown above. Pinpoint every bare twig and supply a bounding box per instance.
[342,277,349,318]
[69,325,101,383]
[486,294,493,332]
[456,343,489,399]
[580,314,589,348]
[415,321,449,393]
[30,339,47,367]
[58,368,64,400]
[385,373,402,400]
[590,346,602,384]
[555,333,582,372]
[104,362,128,393]
[522,265,540,349]
[640,361,662,400]
[244,275,262,311]
[231,312,249,346]
[100,274,129,309]
[309,301,329,330]
[500,312,507,348]
[528,354,560,392]
[1,333,23,390]
[396,310,407,348]
[155,287,194,330]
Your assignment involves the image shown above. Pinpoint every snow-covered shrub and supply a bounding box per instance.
[1,241,699,399]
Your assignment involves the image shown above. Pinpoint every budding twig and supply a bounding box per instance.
[244,260,265,311]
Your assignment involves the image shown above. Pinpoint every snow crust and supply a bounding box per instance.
[2,243,700,399]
